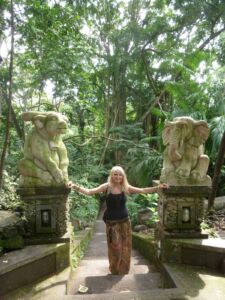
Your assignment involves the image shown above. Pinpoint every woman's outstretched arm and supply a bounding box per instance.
[128,183,169,194]
[68,182,108,196]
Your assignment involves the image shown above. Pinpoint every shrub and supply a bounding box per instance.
[127,193,159,228]
[0,171,23,212]
[69,177,100,227]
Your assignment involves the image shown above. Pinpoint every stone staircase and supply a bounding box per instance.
[2,204,225,299]
[66,217,182,300]
[67,257,162,295]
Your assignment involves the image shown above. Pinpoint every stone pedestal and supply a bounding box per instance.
[155,183,211,239]
[17,187,70,239]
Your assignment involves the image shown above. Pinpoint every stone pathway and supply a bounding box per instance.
[67,211,163,297]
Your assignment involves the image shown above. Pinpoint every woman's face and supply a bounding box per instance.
[111,170,124,184]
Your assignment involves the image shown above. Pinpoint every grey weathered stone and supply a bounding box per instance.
[133,225,148,232]
[0,211,25,239]
[0,210,25,252]
[137,208,153,224]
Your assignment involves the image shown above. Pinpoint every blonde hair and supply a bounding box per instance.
[107,166,129,194]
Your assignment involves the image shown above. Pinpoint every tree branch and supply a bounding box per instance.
[140,25,225,121]
[63,134,151,149]
[198,26,225,50]
[141,50,159,96]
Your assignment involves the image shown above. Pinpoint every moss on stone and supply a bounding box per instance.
[161,239,182,263]
[70,227,94,269]
[2,235,24,250]
[132,232,159,267]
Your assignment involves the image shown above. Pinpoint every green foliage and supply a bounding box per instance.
[0,171,23,211]
[108,123,146,153]
[69,192,99,226]
[127,193,159,227]
[126,147,163,186]
[69,178,100,226]
[208,116,225,160]
[201,221,217,238]
[126,199,141,227]
[105,123,163,186]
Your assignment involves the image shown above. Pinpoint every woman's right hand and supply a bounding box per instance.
[67,181,74,189]
[158,183,169,189]
[67,181,81,192]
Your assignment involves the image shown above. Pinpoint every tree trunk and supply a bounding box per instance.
[77,109,85,142]
[112,61,127,164]
[0,86,2,127]
[3,91,24,141]
[0,0,14,189]
[100,58,127,165]
[104,68,112,136]
[208,130,225,210]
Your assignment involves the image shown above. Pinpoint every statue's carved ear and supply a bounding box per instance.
[22,111,48,122]
[33,115,46,129]
[162,122,173,145]
[190,121,209,146]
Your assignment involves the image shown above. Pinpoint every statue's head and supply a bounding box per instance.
[23,111,68,138]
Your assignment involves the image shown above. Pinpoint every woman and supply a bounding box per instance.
[68,165,168,275]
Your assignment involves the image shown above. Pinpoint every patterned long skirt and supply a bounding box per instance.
[105,218,132,275]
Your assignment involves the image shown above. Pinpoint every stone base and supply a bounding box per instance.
[160,174,212,187]
[155,222,208,240]
[24,232,70,245]
[17,187,71,238]
[159,230,208,239]
[153,183,211,236]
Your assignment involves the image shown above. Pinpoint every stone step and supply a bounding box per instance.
[67,272,162,295]
[63,287,184,300]
[167,238,225,273]
[78,256,157,269]
[0,242,69,296]
[71,263,157,277]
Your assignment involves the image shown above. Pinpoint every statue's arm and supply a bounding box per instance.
[58,140,69,180]
[31,137,63,183]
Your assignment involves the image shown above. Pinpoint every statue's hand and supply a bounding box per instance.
[191,170,204,180]
[176,168,190,177]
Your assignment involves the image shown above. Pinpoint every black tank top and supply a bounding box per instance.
[104,192,128,221]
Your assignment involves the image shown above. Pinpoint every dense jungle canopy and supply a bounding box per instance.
[0,0,225,200]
